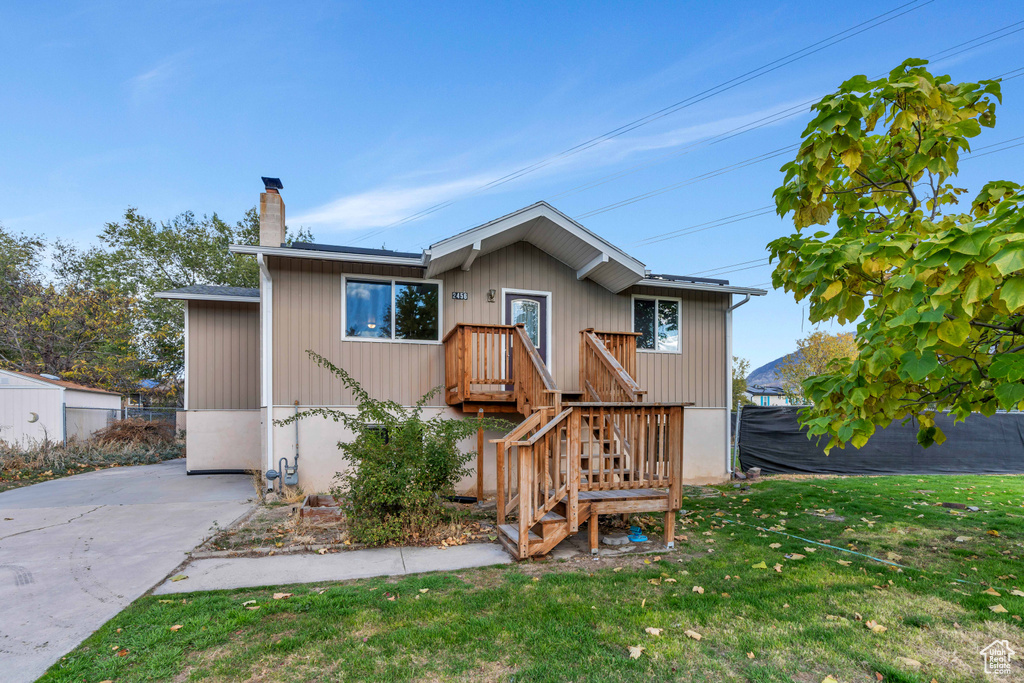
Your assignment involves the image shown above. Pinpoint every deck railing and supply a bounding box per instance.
[579,329,646,403]
[589,330,641,380]
[443,322,559,415]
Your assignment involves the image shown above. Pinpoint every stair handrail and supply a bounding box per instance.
[513,323,561,414]
[579,329,645,402]
[490,409,546,526]
[513,405,576,558]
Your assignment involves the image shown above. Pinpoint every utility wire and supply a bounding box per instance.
[351,0,934,245]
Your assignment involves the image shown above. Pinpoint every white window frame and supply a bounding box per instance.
[340,274,444,344]
[631,294,682,354]
[501,288,553,374]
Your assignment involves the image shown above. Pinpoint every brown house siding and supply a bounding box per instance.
[269,242,728,408]
[187,301,260,409]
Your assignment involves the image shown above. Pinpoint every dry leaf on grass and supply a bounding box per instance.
[242,600,256,606]
[246,606,260,611]
[769,543,782,549]
[989,604,1009,613]
[822,677,838,683]
[169,625,183,632]
[645,627,663,636]
[692,586,704,594]
[987,530,1000,536]
[648,579,662,585]
[865,620,887,633]
[773,563,783,573]
[684,629,702,641]
[1011,589,1024,597]
[273,592,293,600]
[896,656,922,668]
[786,553,806,560]
[419,588,429,594]
[751,561,768,569]
[837,560,852,566]
[613,567,623,572]
[628,645,644,659]
[983,587,1001,596]
[746,652,755,659]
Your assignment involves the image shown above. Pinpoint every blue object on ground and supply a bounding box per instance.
[628,525,648,542]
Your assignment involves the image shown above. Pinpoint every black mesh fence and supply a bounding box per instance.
[737,406,1024,475]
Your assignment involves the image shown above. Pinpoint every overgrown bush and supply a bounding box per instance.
[93,417,176,445]
[278,351,511,546]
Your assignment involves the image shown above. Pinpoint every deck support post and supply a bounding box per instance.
[663,510,675,549]
[476,408,484,502]
[589,512,599,554]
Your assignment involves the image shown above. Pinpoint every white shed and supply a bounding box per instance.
[0,370,122,446]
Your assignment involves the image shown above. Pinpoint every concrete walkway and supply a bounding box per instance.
[0,459,253,683]
[154,543,513,594]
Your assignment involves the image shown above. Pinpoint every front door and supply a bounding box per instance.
[504,292,548,365]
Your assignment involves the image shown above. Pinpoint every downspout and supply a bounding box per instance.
[258,253,274,483]
[725,294,751,475]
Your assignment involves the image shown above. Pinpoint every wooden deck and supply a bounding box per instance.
[442,323,688,560]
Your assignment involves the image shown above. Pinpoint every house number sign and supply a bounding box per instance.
[451,292,469,300]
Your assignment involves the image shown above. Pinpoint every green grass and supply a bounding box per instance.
[42,474,1024,682]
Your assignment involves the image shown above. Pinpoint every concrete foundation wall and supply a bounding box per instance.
[682,407,729,484]
[269,406,512,495]
[185,410,262,473]
[264,404,727,494]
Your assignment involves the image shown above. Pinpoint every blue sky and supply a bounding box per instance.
[2,1,1022,371]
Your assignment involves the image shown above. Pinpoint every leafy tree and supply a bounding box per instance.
[732,356,752,406]
[0,225,143,391]
[769,59,1019,450]
[61,208,311,384]
[775,331,858,403]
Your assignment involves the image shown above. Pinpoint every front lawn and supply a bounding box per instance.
[42,474,1024,682]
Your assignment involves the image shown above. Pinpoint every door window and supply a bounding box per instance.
[511,299,541,348]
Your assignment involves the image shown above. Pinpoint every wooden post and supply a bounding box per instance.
[476,408,484,502]
[567,407,580,532]
[589,511,599,554]
[496,441,506,525]
[663,510,676,549]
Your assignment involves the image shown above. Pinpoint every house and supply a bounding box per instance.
[158,178,765,557]
[0,369,122,445]
[745,384,792,406]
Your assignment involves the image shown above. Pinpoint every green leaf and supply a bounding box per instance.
[994,382,1024,410]
[999,277,1024,311]
[822,281,843,301]
[989,354,1024,382]
[937,319,970,346]
[990,247,1024,276]
[899,351,939,383]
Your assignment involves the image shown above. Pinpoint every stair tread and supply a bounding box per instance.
[498,524,542,543]
[539,511,566,523]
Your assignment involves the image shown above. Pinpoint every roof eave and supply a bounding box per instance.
[154,292,260,303]
[229,244,427,268]
[635,278,768,296]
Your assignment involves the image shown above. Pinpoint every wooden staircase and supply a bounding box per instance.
[440,325,689,560]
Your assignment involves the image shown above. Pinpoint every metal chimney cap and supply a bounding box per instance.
[261,177,283,191]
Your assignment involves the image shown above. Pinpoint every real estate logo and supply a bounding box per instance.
[981,639,1015,676]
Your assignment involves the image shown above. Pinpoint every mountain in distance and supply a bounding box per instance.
[746,353,797,386]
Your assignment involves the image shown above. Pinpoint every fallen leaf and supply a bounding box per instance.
[158,599,176,604]
[803,547,817,553]
[987,530,1000,536]
[116,649,129,657]
[954,536,972,542]
[246,606,261,611]
[1011,589,1024,597]
[692,586,704,594]
[822,677,838,683]
[273,592,293,600]
[837,560,852,566]
[628,645,644,659]
[983,587,1001,597]
[242,600,256,606]
[169,625,183,632]
[645,627,663,636]
[169,574,188,582]
[896,656,922,668]
[684,629,702,641]
[786,553,806,560]
[641,598,646,608]
[664,577,677,583]
[865,620,887,633]
[318,548,328,555]
[613,567,623,572]
[989,604,1009,613]
[419,588,429,594]
[747,652,755,659]
[751,561,768,569]
[773,563,783,573]
[769,543,782,549]
[648,579,662,585]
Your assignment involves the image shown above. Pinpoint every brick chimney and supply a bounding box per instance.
[259,177,285,247]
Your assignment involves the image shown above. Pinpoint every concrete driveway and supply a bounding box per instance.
[0,459,252,683]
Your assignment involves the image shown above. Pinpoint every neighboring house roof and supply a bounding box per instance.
[155,285,261,303]
[746,384,786,397]
[0,369,121,396]
[227,201,769,296]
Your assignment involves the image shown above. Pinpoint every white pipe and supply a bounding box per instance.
[258,254,274,481]
[725,294,751,475]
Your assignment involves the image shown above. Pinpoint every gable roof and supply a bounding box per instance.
[423,202,646,292]
[227,201,767,296]
[0,369,121,396]
[155,285,261,303]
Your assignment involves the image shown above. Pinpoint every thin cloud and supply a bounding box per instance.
[293,97,810,232]
[128,52,188,103]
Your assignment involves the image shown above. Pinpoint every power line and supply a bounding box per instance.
[351,0,934,245]
[631,206,776,247]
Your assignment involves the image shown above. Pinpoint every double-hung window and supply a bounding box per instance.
[632,295,680,352]
[343,277,441,342]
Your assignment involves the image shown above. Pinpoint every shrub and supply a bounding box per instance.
[278,351,511,546]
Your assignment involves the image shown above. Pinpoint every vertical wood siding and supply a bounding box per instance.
[187,301,260,409]
[270,243,728,408]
